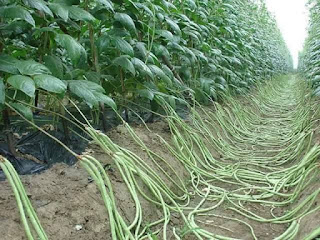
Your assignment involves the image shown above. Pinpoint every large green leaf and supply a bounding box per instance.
[96,0,114,11]
[69,80,104,93]
[135,42,148,60]
[161,64,174,80]
[162,0,177,10]
[9,102,33,121]
[49,3,68,21]
[68,6,95,22]
[23,0,53,17]
[154,44,170,59]
[7,75,35,97]
[68,80,105,107]
[85,71,100,84]
[167,95,176,109]
[131,58,154,79]
[186,0,196,10]
[54,0,79,5]
[17,60,51,76]
[183,47,197,64]
[112,37,134,57]
[68,80,98,107]
[168,42,185,53]
[0,5,35,26]
[0,79,5,104]
[136,89,154,101]
[114,13,136,34]
[55,34,87,65]
[1,20,32,36]
[34,74,67,94]
[113,55,135,75]
[185,31,200,42]
[95,93,117,110]
[134,3,153,16]
[0,55,20,74]
[43,55,64,79]
[148,65,172,85]
[81,80,105,93]
[165,18,181,35]
[156,30,174,42]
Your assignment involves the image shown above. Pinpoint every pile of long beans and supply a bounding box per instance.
[2,75,320,239]
[82,75,319,239]
[0,156,48,240]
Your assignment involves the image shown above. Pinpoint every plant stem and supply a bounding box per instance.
[60,105,70,144]
[89,23,108,132]
[120,69,129,122]
[2,108,17,157]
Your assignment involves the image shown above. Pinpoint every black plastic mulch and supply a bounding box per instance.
[0,104,190,180]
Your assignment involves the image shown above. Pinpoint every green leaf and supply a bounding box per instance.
[161,64,174,79]
[168,95,176,109]
[80,80,105,93]
[183,47,197,64]
[49,3,68,21]
[134,3,153,16]
[0,54,20,74]
[186,0,196,10]
[54,0,79,5]
[9,102,33,121]
[223,3,235,11]
[114,13,136,34]
[185,31,200,42]
[55,34,87,65]
[85,71,100,84]
[191,48,208,63]
[112,37,134,57]
[95,93,117,110]
[136,89,154,101]
[7,75,35,97]
[215,76,227,85]
[23,0,53,17]
[215,83,226,92]
[148,65,172,85]
[113,55,135,75]
[208,63,217,72]
[1,20,32,35]
[96,0,114,11]
[135,42,148,60]
[156,29,174,42]
[68,80,105,107]
[131,58,154,79]
[17,60,51,76]
[43,55,64,79]
[68,80,98,107]
[0,5,35,26]
[165,18,181,35]
[0,79,5,104]
[200,77,213,95]
[156,12,164,22]
[168,42,185,53]
[34,74,67,94]
[154,44,170,59]
[68,6,95,22]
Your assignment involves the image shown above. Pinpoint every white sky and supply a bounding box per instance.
[265,0,309,68]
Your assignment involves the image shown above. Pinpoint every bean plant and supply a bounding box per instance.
[298,0,320,95]
[0,0,292,155]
